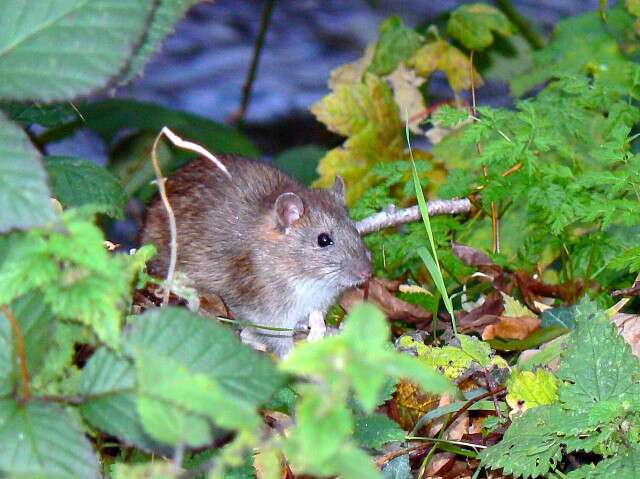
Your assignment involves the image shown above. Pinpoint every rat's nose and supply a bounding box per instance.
[355,262,372,281]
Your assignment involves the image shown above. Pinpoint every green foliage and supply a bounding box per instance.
[45,156,128,219]
[368,16,423,76]
[0,399,100,478]
[0,210,149,347]
[481,299,640,478]
[0,1,155,101]
[272,145,325,186]
[447,3,513,51]
[0,112,55,232]
[353,413,405,451]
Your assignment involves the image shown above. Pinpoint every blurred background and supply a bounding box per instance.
[51,0,601,159]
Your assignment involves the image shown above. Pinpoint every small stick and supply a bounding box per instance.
[1,304,30,403]
[150,127,231,306]
[356,199,472,236]
[235,0,277,128]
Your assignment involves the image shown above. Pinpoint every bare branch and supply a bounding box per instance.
[356,198,472,236]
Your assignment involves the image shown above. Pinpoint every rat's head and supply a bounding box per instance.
[261,176,372,290]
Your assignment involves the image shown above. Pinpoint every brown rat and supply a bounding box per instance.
[141,154,372,357]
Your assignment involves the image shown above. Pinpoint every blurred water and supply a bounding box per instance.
[121,0,602,123]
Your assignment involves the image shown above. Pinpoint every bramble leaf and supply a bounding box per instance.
[409,40,483,91]
[368,16,423,75]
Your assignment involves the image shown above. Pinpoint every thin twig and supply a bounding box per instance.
[444,385,506,432]
[376,444,431,468]
[235,0,277,128]
[356,199,473,235]
[150,127,231,306]
[1,305,30,403]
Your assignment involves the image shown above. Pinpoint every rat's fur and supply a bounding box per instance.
[142,155,371,356]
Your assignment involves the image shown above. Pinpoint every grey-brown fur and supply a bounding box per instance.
[141,155,371,356]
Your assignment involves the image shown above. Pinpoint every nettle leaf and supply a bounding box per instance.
[0,399,100,478]
[121,0,201,82]
[45,156,128,219]
[480,404,565,478]
[409,40,483,92]
[0,0,155,101]
[382,455,412,479]
[354,413,405,451]
[368,16,423,76]
[0,112,56,232]
[80,348,167,454]
[447,3,513,51]
[566,446,640,478]
[0,292,54,396]
[558,299,640,412]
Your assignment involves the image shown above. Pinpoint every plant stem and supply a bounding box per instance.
[494,0,545,50]
[235,0,277,128]
[1,305,30,403]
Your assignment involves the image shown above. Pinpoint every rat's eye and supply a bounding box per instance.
[317,233,333,247]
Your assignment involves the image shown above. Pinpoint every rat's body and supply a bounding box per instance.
[142,155,371,357]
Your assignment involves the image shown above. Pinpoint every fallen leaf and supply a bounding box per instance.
[612,312,640,359]
[386,63,426,134]
[482,315,541,341]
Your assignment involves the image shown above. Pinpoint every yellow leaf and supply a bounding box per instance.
[501,292,536,318]
[409,40,483,92]
[506,369,559,416]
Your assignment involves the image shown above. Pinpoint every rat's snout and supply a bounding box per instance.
[354,250,373,282]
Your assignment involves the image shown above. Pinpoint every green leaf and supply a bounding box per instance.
[368,16,423,76]
[0,0,155,101]
[354,413,405,451]
[2,102,77,127]
[121,0,201,82]
[540,304,578,329]
[431,105,470,128]
[0,210,145,347]
[480,404,564,478]
[77,99,259,156]
[45,156,128,219]
[273,145,325,186]
[0,292,54,396]
[282,303,454,412]
[566,446,640,478]
[0,112,55,232]
[112,462,177,479]
[79,348,168,453]
[558,299,640,412]
[0,399,100,478]
[125,307,284,405]
[135,349,261,446]
[447,3,513,51]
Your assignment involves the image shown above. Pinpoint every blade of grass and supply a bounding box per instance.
[405,112,457,333]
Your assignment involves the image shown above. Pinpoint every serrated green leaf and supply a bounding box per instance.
[368,16,423,75]
[121,0,201,82]
[0,112,55,232]
[457,334,492,367]
[480,404,564,478]
[0,0,155,101]
[540,305,578,329]
[447,3,513,51]
[79,348,168,454]
[45,156,128,219]
[558,299,640,412]
[354,413,405,451]
[567,446,640,478]
[0,398,100,478]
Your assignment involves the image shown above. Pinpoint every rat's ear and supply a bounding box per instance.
[275,192,304,229]
[331,175,346,204]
